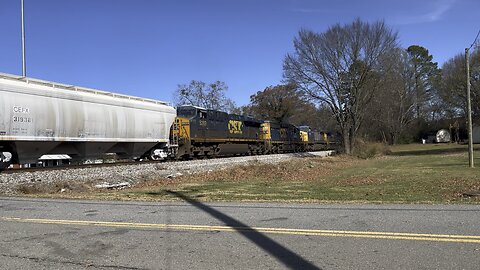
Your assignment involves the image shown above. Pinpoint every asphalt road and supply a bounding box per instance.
[0,196,479,270]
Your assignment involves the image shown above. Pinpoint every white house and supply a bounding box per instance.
[473,125,480,143]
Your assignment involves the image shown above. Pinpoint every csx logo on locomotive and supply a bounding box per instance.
[228,120,243,134]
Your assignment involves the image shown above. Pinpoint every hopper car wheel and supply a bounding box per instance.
[147,149,168,161]
[0,152,12,171]
[148,153,162,161]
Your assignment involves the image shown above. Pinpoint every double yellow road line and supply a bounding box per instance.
[2,217,480,244]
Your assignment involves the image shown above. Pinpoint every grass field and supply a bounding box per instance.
[19,144,480,203]
[68,143,480,204]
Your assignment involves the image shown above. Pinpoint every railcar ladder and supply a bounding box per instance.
[170,119,179,147]
[168,119,180,158]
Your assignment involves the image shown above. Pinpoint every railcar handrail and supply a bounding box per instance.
[0,72,170,106]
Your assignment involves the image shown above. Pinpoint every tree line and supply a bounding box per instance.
[174,19,480,154]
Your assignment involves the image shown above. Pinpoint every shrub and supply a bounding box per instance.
[354,140,391,159]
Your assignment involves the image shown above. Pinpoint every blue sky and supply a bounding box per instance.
[0,0,479,105]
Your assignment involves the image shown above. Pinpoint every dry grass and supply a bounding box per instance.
[17,180,95,195]
[135,155,356,186]
[15,144,480,204]
[354,140,392,159]
[120,145,480,203]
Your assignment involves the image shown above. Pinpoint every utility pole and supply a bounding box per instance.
[21,0,26,77]
[465,47,474,168]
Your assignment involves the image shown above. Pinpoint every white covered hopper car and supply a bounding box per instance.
[0,73,176,169]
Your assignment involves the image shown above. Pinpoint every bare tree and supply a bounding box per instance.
[283,19,398,154]
[173,80,237,112]
[439,49,480,120]
[289,102,337,130]
[367,49,416,144]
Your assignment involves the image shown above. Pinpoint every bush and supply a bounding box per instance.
[354,140,391,159]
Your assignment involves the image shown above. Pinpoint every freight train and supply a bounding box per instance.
[0,73,335,170]
[171,106,334,160]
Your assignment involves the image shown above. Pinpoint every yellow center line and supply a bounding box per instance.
[2,217,480,244]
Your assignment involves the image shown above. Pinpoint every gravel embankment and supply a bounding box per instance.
[0,151,334,195]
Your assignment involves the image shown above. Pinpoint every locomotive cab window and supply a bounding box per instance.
[198,111,207,119]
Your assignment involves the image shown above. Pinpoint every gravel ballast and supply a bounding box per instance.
[0,151,334,195]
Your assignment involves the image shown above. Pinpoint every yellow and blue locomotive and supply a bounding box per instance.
[170,106,334,159]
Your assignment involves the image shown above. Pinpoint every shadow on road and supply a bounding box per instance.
[166,190,320,270]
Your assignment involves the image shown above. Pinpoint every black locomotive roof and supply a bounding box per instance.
[177,105,263,124]
[229,113,263,124]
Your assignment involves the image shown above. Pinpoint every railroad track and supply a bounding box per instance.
[0,159,163,174]
[0,151,335,175]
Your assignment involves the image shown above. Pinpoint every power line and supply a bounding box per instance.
[470,29,480,49]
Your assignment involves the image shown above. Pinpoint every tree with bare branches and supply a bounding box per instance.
[439,49,480,119]
[366,49,417,144]
[173,80,237,112]
[283,19,398,154]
